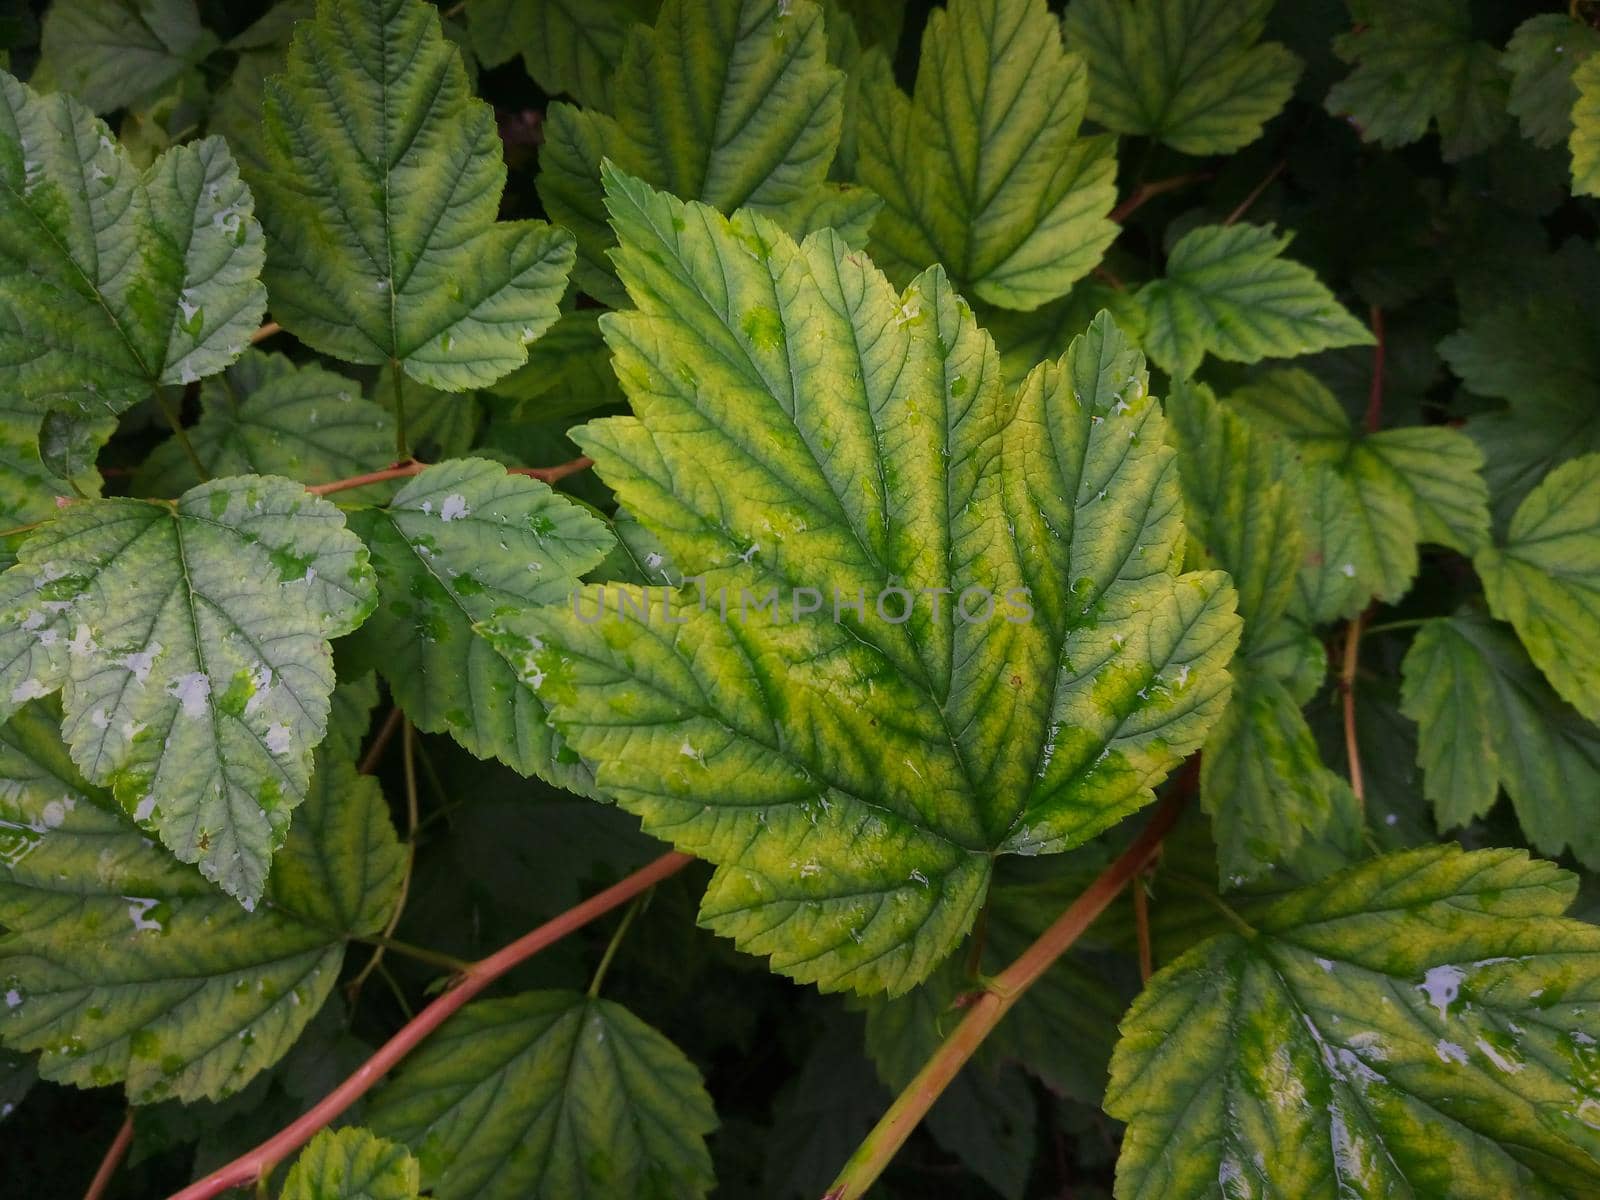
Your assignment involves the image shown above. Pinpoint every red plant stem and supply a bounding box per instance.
[84,1111,134,1200]
[1110,172,1213,223]
[170,850,694,1200]
[823,796,1186,1200]
[1365,305,1386,433]
[1223,159,1287,226]
[307,456,593,497]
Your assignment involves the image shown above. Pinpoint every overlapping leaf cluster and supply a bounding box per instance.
[4,0,1600,1197]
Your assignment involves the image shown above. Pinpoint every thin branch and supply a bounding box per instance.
[83,1110,134,1200]
[587,891,649,999]
[152,387,209,483]
[348,722,421,1006]
[1110,172,1213,223]
[1133,870,1154,984]
[358,706,405,775]
[1364,305,1386,433]
[354,935,470,975]
[1222,159,1287,227]
[249,321,282,345]
[307,456,594,498]
[824,796,1187,1200]
[171,850,695,1200]
[1340,610,1368,813]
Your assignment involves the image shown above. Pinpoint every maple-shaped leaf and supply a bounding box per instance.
[1504,14,1600,150]
[1163,381,1347,882]
[1064,0,1300,156]
[0,688,404,1104]
[250,0,574,391]
[281,1128,421,1200]
[1574,53,1600,196]
[1229,369,1490,622]
[538,0,871,307]
[134,352,394,496]
[464,0,657,109]
[37,0,218,115]
[0,71,265,417]
[1107,845,1600,1198]
[485,171,1241,995]
[1476,453,1600,725]
[1401,613,1600,866]
[1136,224,1373,379]
[854,0,1118,311]
[1326,0,1508,162]
[368,991,716,1200]
[345,459,614,791]
[0,475,376,903]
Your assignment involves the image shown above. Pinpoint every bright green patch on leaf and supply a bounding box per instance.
[1476,453,1600,725]
[487,171,1241,995]
[1064,0,1300,156]
[1108,845,1600,1198]
[37,0,218,115]
[281,1127,421,1200]
[346,458,613,790]
[0,475,376,903]
[368,990,715,1200]
[854,0,1118,310]
[537,0,859,307]
[1401,613,1600,865]
[1573,53,1600,196]
[135,352,394,497]
[1136,224,1372,378]
[0,71,265,417]
[0,690,403,1104]
[251,0,575,391]
[1326,0,1509,162]
[1504,15,1600,150]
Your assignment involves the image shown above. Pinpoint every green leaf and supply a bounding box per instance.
[1574,53,1600,196]
[465,0,657,108]
[368,990,716,1200]
[0,407,80,569]
[481,308,626,417]
[1136,224,1373,379]
[37,0,218,115]
[281,1128,420,1200]
[487,172,1241,994]
[375,366,482,463]
[0,692,404,1103]
[981,280,1147,392]
[345,458,613,789]
[1400,614,1600,864]
[1164,379,1302,638]
[1063,0,1300,156]
[1326,0,1509,162]
[0,1047,31,1121]
[1228,369,1488,619]
[1476,453,1600,725]
[1504,15,1600,150]
[0,475,377,903]
[854,0,1118,310]
[0,72,266,417]
[537,0,851,306]
[1107,845,1600,1199]
[1201,666,1352,887]
[251,0,575,391]
[134,352,394,497]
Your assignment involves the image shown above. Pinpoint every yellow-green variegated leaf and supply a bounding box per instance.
[1400,614,1600,865]
[1137,225,1372,379]
[0,689,404,1104]
[0,72,266,417]
[1063,0,1300,156]
[1575,54,1600,196]
[1476,453,1600,725]
[1107,845,1600,1199]
[368,991,716,1200]
[484,171,1242,995]
[854,0,1118,311]
[0,475,376,904]
[1504,14,1600,150]
[281,1128,421,1200]
[346,459,613,790]
[537,0,860,307]
[251,0,574,391]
